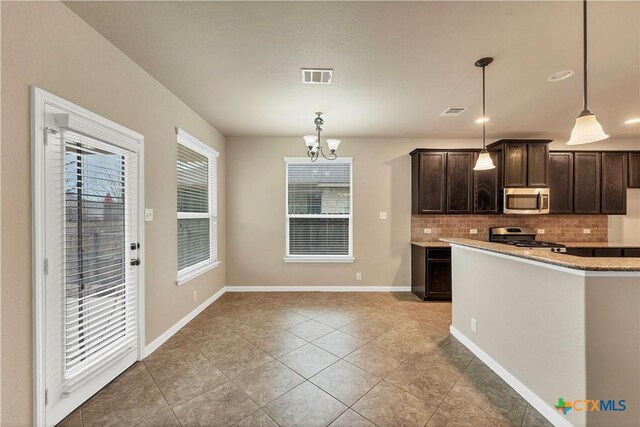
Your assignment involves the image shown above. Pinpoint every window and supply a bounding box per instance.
[176,128,219,285]
[284,157,353,263]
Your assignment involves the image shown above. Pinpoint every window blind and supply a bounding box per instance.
[177,132,217,276]
[63,132,137,381]
[286,161,352,257]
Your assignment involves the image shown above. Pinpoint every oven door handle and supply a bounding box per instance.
[536,191,543,211]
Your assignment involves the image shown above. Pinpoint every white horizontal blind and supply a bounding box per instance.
[286,161,352,256]
[63,131,137,382]
[177,133,217,273]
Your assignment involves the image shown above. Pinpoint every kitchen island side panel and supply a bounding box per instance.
[450,246,587,427]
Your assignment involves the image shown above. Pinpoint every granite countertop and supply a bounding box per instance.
[561,242,640,248]
[441,238,640,272]
[410,241,451,248]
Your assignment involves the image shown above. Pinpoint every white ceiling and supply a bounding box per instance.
[65,1,640,140]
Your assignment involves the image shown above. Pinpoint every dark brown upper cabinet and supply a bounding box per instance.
[527,143,550,187]
[473,151,501,213]
[411,151,446,213]
[629,152,640,188]
[573,152,601,214]
[502,142,527,187]
[601,152,627,214]
[487,139,552,188]
[549,152,573,214]
[446,152,474,213]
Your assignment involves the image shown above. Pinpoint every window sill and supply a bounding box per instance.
[176,260,221,286]
[284,256,355,263]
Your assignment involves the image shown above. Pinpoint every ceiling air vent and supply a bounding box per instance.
[301,68,333,85]
[439,106,469,117]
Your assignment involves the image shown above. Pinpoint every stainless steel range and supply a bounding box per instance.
[489,227,566,253]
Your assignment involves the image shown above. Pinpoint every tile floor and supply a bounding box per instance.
[59,292,553,427]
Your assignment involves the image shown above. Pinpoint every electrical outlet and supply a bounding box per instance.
[470,229,478,234]
[471,318,477,333]
[379,212,388,220]
[193,291,197,302]
[356,272,362,281]
[538,229,545,234]
[145,209,154,222]
[424,228,432,234]
[583,229,591,234]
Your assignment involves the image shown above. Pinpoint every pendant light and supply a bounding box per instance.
[473,57,496,171]
[567,0,609,145]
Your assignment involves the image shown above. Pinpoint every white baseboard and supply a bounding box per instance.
[225,285,411,292]
[144,286,226,357]
[449,325,572,427]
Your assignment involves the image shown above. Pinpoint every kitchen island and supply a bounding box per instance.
[442,238,640,427]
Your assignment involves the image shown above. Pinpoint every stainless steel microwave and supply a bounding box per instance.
[503,188,549,214]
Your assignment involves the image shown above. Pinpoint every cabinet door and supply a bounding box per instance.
[549,152,573,214]
[527,143,550,187]
[628,152,640,188]
[446,152,473,213]
[503,143,527,187]
[474,151,500,213]
[425,258,451,301]
[601,152,627,214]
[574,152,601,214]
[417,152,446,213]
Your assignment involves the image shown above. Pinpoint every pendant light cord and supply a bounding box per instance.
[482,65,486,150]
[583,0,588,112]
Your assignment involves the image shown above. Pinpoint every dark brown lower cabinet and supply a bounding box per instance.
[565,247,640,257]
[411,246,451,301]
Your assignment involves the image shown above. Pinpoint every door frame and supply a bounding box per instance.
[31,87,146,426]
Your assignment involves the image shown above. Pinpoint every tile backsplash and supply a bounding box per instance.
[411,214,608,243]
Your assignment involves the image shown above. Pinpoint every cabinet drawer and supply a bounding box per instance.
[566,248,593,257]
[426,249,451,259]
[623,248,640,258]
[593,248,623,257]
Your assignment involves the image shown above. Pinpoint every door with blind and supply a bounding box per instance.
[33,89,144,426]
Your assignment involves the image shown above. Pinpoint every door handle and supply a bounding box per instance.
[130,258,141,266]
[537,192,543,211]
[130,242,140,250]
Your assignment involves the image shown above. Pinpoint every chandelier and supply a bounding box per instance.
[303,112,341,162]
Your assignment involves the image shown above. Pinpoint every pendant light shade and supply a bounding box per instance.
[474,150,495,171]
[473,57,496,171]
[567,0,608,145]
[567,112,609,145]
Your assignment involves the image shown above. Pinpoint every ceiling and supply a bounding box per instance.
[65,1,640,140]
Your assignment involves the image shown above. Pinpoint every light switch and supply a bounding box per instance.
[583,229,591,234]
[424,228,432,234]
[379,212,388,220]
[145,209,154,222]
[470,229,478,234]
[538,229,545,234]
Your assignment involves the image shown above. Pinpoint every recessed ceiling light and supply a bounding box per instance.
[475,117,490,123]
[547,70,575,82]
[624,118,640,124]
